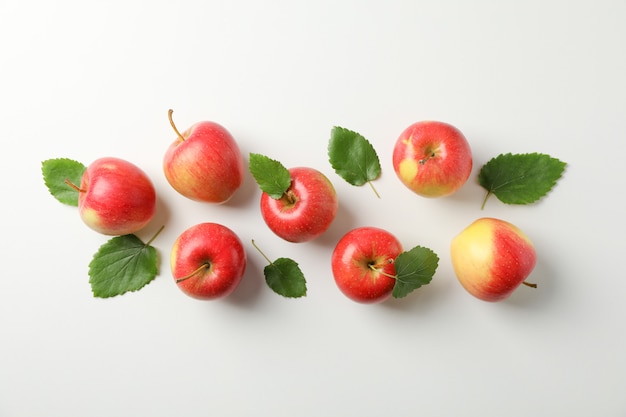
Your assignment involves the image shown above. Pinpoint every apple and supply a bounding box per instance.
[331,226,403,303]
[163,109,244,203]
[392,120,472,197]
[260,167,338,243]
[67,157,156,236]
[450,217,537,302]
[170,222,247,300]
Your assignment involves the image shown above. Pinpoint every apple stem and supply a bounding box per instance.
[522,281,538,288]
[176,263,211,283]
[368,261,397,280]
[145,225,165,246]
[284,190,298,205]
[368,181,381,199]
[168,109,185,142]
[251,239,273,265]
[64,178,85,193]
[418,151,437,165]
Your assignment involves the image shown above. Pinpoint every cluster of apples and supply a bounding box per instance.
[72,111,538,303]
[395,122,537,302]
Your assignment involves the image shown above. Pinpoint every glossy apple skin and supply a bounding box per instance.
[392,121,472,197]
[163,120,244,203]
[331,227,403,303]
[78,157,156,236]
[171,223,247,300]
[260,167,338,243]
[450,217,537,302]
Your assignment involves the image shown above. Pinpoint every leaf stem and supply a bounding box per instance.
[168,109,185,142]
[251,239,273,265]
[283,189,298,205]
[480,191,491,210]
[368,181,381,199]
[145,225,165,246]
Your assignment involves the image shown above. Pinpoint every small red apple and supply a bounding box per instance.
[392,120,472,197]
[69,157,156,236]
[331,226,403,303]
[450,217,537,302]
[170,222,247,300]
[163,109,244,203]
[260,167,338,243]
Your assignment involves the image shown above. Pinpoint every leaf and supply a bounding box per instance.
[248,153,292,199]
[328,126,381,196]
[264,258,307,298]
[392,246,439,299]
[88,233,159,298]
[478,153,567,208]
[41,158,86,206]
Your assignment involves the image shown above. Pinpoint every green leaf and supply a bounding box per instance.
[478,153,567,208]
[248,153,291,199]
[41,158,86,206]
[328,126,381,197]
[88,233,159,298]
[264,257,307,298]
[392,246,439,299]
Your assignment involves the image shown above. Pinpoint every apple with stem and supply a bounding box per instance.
[163,109,244,203]
[450,217,537,302]
[331,227,403,303]
[392,120,473,198]
[64,157,156,236]
[170,222,247,300]
[249,153,338,243]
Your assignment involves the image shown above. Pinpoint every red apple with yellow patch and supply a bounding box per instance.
[69,157,156,236]
[163,109,244,203]
[392,121,472,197]
[450,217,537,302]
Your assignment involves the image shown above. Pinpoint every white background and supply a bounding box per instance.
[1,0,625,416]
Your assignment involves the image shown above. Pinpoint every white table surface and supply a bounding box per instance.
[2,0,625,416]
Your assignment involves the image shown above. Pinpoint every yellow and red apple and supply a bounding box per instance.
[450,217,537,302]
[392,121,472,197]
[163,110,244,203]
[74,157,156,236]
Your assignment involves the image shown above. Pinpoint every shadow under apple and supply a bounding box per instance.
[377,271,456,314]
[223,254,266,308]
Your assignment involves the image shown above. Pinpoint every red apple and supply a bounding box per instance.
[170,222,247,300]
[71,157,156,235]
[392,120,472,197]
[331,226,403,303]
[450,217,537,302]
[163,109,244,203]
[260,167,338,243]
